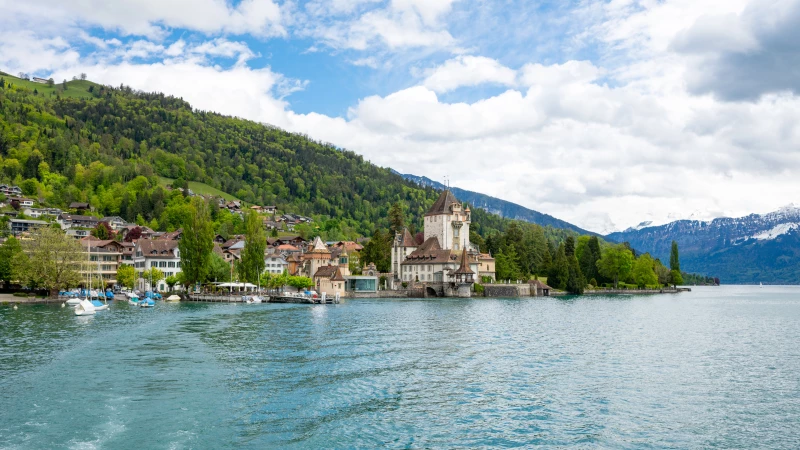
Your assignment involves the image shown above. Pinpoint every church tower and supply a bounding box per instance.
[423,190,471,251]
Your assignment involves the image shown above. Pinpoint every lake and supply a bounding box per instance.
[1,286,799,448]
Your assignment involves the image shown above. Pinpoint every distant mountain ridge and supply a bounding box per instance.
[397,172,594,235]
[607,205,800,284]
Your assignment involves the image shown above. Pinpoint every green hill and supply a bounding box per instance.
[0,71,101,100]
[158,177,241,202]
[0,75,589,276]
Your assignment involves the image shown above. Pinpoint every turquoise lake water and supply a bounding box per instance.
[1,286,800,449]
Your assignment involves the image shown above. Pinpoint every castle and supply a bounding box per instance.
[391,190,496,297]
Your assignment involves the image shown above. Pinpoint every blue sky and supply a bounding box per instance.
[1,0,800,233]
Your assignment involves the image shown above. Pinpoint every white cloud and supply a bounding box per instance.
[0,0,285,38]
[298,0,457,50]
[3,0,800,235]
[422,56,517,93]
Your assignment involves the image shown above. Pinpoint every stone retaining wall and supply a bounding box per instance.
[482,284,531,297]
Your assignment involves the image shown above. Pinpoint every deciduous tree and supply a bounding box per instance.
[178,197,214,286]
[15,227,83,296]
[597,244,634,289]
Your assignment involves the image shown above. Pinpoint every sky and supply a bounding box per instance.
[1,0,799,234]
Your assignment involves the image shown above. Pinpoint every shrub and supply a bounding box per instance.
[474,283,485,295]
[590,278,597,287]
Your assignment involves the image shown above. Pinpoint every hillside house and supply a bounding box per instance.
[9,218,47,236]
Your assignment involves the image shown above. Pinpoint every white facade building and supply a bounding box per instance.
[133,240,181,292]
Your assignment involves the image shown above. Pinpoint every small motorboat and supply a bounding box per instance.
[91,300,109,311]
[66,297,82,306]
[139,298,155,308]
[246,295,263,304]
[165,294,181,302]
[74,299,96,316]
[127,293,140,305]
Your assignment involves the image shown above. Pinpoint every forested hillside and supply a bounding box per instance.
[0,73,581,245]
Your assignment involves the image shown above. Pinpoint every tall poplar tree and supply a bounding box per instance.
[670,241,681,271]
[179,197,214,287]
[238,210,267,284]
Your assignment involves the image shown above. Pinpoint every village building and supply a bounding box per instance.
[57,213,100,230]
[68,202,91,212]
[133,240,181,291]
[313,265,346,298]
[264,254,289,275]
[9,218,47,236]
[22,207,62,219]
[80,238,123,287]
[391,190,495,297]
[100,216,128,231]
[301,236,335,278]
[0,184,23,197]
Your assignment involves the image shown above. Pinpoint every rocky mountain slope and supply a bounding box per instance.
[607,205,800,284]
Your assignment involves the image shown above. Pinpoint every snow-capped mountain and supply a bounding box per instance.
[607,204,800,284]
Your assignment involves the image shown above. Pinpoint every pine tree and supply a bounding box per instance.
[565,254,585,294]
[581,236,601,282]
[388,202,405,235]
[565,236,575,257]
[548,243,569,290]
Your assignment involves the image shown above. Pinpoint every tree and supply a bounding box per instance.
[142,267,165,290]
[47,78,54,87]
[564,236,576,257]
[62,79,67,90]
[362,229,391,273]
[165,275,179,291]
[565,249,585,294]
[91,222,113,240]
[124,226,142,242]
[238,210,267,284]
[670,241,681,272]
[15,227,83,296]
[207,252,231,283]
[547,244,569,290]
[0,237,23,287]
[632,254,659,288]
[270,227,278,237]
[288,276,314,290]
[80,73,87,80]
[669,270,684,287]
[116,264,135,289]
[178,197,214,286]
[495,247,522,281]
[388,202,405,235]
[578,236,600,283]
[597,244,634,288]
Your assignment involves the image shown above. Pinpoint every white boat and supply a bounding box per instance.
[74,299,96,316]
[91,300,109,311]
[165,294,181,302]
[246,295,263,304]
[66,298,81,306]
[127,293,140,305]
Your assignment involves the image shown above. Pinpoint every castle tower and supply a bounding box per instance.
[338,247,350,277]
[423,190,471,251]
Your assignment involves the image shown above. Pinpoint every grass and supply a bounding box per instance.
[0,71,102,100]
[158,177,241,202]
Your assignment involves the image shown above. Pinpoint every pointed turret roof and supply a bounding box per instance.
[454,248,474,275]
[398,228,416,247]
[425,190,460,216]
[308,236,330,254]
